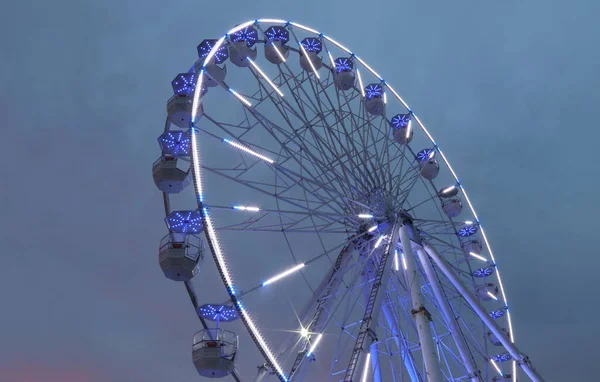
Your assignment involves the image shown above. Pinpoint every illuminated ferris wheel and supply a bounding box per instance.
[152,19,545,382]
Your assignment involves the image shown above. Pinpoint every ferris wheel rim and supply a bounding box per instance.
[176,18,521,381]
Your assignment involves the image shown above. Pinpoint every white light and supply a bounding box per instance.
[233,205,260,212]
[190,125,203,201]
[263,263,305,286]
[300,327,309,338]
[487,291,499,301]
[299,42,320,79]
[358,214,373,219]
[306,333,323,357]
[204,212,233,287]
[271,42,287,63]
[191,71,205,123]
[258,18,287,24]
[441,185,456,194]
[224,139,275,164]
[490,358,503,375]
[469,252,488,262]
[289,22,319,35]
[327,51,335,67]
[383,92,387,104]
[394,250,399,271]
[405,119,412,140]
[355,56,382,81]
[367,225,378,233]
[239,307,287,378]
[248,59,284,97]
[227,20,255,35]
[401,252,407,270]
[361,352,371,382]
[428,150,436,159]
[465,220,474,225]
[229,89,252,107]
[374,235,385,248]
[356,68,365,97]
[321,35,352,54]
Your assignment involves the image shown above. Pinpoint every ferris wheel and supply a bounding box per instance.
[152,19,545,382]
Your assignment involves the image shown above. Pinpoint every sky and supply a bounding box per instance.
[1,0,599,381]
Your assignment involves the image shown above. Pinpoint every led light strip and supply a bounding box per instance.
[223,138,275,164]
[298,41,320,79]
[247,58,284,97]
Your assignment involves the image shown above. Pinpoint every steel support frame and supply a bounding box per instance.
[422,242,544,382]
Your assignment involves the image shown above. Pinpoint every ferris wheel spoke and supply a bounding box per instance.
[246,88,364,203]
[268,64,375,194]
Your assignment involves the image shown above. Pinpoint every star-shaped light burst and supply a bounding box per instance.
[264,26,289,44]
[334,57,353,73]
[300,37,322,54]
[490,309,506,319]
[416,148,435,162]
[364,83,383,99]
[198,304,239,322]
[197,39,229,64]
[230,26,258,47]
[391,113,412,129]
[473,267,495,278]
[171,72,197,96]
[492,353,512,363]
[158,131,191,156]
[165,210,203,234]
[458,224,479,237]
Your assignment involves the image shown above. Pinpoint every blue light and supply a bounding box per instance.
[197,39,229,64]
[489,309,506,319]
[264,26,289,44]
[334,57,353,73]
[416,149,434,162]
[301,37,322,53]
[165,209,203,233]
[171,72,197,96]
[473,267,494,278]
[158,131,191,156]
[365,83,383,99]
[390,113,411,129]
[230,26,258,47]
[458,225,478,237]
[198,304,239,322]
[492,353,512,363]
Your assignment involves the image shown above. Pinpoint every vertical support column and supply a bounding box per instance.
[422,242,545,382]
[381,301,421,382]
[370,342,381,382]
[415,248,481,382]
[399,223,443,382]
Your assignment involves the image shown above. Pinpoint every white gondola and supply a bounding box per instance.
[333,57,355,91]
[442,198,463,218]
[462,239,483,256]
[167,95,205,128]
[192,328,238,378]
[300,50,322,73]
[158,233,203,281]
[392,123,413,145]
[476,283,499,301]
[420,158,440,179]
[230,41,258,67]
[488,328,510,346]
[265,41,289,64]
[152,155,191,194]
